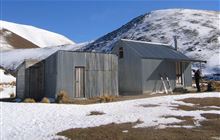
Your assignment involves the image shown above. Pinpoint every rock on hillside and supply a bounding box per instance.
[83,9,220,74]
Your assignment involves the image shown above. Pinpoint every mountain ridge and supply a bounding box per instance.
[0,20,75,50]
[82,9,220,74]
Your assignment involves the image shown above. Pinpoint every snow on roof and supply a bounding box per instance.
[0,42,89,71]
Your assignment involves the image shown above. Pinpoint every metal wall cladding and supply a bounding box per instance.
[141,59,176,93]
[113,40,192,95]
[44,53,57,98]
[111,55,119,96]
[85,53,101,70]
[56,51,77,98]
[25,62,45,101]
[85,54,119,97]
[103,54,112,71]
[16,62,26,99]
[114,42,143,95]
[56,51,118,99]
[183,62,192,87]
[16,60,44,100]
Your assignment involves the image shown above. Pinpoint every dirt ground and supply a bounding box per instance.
[175,97,220,111]
[58,117,220,140]
[58,97,220,140]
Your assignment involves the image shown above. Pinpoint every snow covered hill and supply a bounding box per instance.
[0,20,75,50]
[83,9,220,74]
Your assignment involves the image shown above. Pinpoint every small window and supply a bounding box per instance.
[119,47,124,59]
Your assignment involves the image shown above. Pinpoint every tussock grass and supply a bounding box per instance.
[23,98,35,103]
[41,97,50,103]
[56,90,70,103]
[99,95,115,103]
[9,93,15,98]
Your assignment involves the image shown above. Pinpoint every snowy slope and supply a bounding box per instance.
[0,20,75,50]
[83,9,220,74]
[1,93,220,139]
[0,42,89,71]
[0,69,15,83]
[0,69,16,99]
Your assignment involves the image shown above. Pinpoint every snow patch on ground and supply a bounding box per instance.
[0,85,15,98]
[0,69,16,98]
[0,92,219,140]
[0,69,15,83]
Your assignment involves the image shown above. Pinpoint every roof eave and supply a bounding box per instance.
[141,57,207,63]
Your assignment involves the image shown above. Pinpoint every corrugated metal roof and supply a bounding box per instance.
[120,39,205,62]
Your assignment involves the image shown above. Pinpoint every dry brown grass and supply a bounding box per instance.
[56,90,70,103]
[201,113,220,120]
[70,98,101,104]
[175,105,220,111]
[99,95,115,103]
[41,97,50,103]
[58,97,220,140]
[0,81,16,86]
[212,81,220,92]
[198,80,220,92]
[9,93,15,98]
[173,97,220,111]
[179,97,220,107]
[10,81,16,86]
[191,80,220,93]
[139,104,159,108]
[88,111,105,116]
[58,118,220,140]
[163,115,195,126]
[23,98,36,103]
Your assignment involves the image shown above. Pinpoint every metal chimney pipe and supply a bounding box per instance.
[173,36,178,51]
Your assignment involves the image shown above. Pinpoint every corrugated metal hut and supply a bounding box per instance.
[16,51,118,101]
[112,39,204,95]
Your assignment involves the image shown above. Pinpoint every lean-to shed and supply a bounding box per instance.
[112,39,204,95]
[16,51,118,101]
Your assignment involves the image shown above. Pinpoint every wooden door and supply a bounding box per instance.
[75,67,85,98]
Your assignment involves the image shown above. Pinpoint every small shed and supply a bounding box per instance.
[16,51,118,101]
[112,39,202,95]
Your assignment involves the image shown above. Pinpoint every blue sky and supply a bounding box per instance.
[1,0,219,43]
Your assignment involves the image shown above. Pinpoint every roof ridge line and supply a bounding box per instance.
[121,39,171,47]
